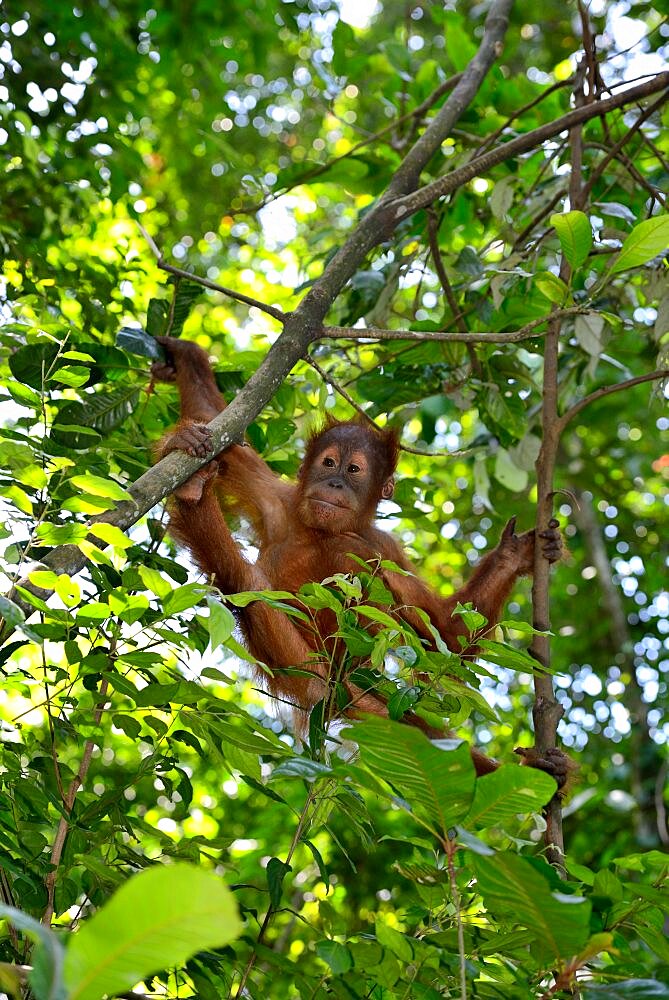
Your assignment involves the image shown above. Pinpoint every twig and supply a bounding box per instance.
[305,355,468,457]
[305,356,375,426]
[470,77,574,160]
[42,677,110,926]
[321,307,587,344]
[581,93,668,199]
[230,785,319,997]
[556,370,669,433]
[445,836,467,1000]
[391,73,669,218]
[136,222,287,323]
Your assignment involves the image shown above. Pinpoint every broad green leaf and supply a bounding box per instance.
[354,605,402,630]
[346,717,476,836]
[0,905,65,1000]
[272,757,331,780]
[51,386,139,448]
[316,939,353,975]
[162,583,209,616]
[50,364,89,388]
[206,595,236,647]
[138,565,172,598]
[69,475,129,501]
[535,271,571,305]
[75,602,110,622]
[28,570,58,590]
[88,523,133,549]
[375,919,413,962]
[1,484,33,514]
[494,447,529,491]
[610,216,669,274]
[146,299,170,337]
[464,764,556,828]
[550,210,593,268]
[63,864,242,1000]
[473,853,590,960]
[0,596,26,629]
[8,342,60,388]
[54,575,80,607]
[36,523,88,545]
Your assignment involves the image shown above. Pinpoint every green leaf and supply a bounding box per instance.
[535,271,571,305]
[550,210,593,268]
[472,854,591,960]
[346,718,476,836]
[575,312,606,357]
[8,342,60,389]
[0,596,27,628]
[146,299,170,337]
[51,386,139,448]
[163,583,209,616]
[0,904,65,1000]
[69,475,129,501]
[36,523,88,545]
[610,216,669,274]
[464,764,556,828]
[167,280,203,338]
[63,864,242,1000]
[88,523,133,549]
[206,596,236,647]
[266,857,291,909]
[375,919,413,962]
[316,939,353,975]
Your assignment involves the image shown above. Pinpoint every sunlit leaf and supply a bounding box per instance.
[550,210,593,268]
[63,864,242,1000]
[610,216,669,274]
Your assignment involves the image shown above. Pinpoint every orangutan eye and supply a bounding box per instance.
[323,457,336,467]
[348,464,360,474]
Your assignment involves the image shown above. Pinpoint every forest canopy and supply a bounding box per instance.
[0,1,668,998]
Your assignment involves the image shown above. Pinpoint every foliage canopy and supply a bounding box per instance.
[0,1,668,997]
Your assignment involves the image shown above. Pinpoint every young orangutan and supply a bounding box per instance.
[152,336,569,784]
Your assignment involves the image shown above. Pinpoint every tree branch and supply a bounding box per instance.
[42,677,110,926]
[1,0,518,634]
[321,307,587,344]
[390,73,669,219]
[137,222,287,323]
[556,370,669,433]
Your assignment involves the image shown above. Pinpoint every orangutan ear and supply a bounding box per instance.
[381,477,395,500]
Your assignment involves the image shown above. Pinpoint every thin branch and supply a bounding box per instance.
[137,222,287,323]
[306,356,465,457]
[42,677,110,926]
[305,356,375,425]
[529,56,592,873]
[556,370,669,433]
[321,307,587,344]
[581,92,668,199]
[470,77,574,160]
[245,73,464,212]
[391,73,669,219]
